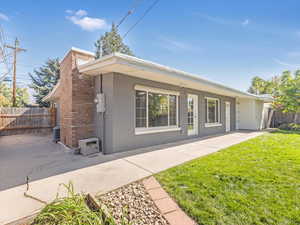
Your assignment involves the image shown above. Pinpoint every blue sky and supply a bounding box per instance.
[1,0,300,100]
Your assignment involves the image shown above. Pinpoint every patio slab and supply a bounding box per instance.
[125,131,263,174]
[0,131,264,224]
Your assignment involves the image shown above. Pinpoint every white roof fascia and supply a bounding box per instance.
[70,47,95,56]
[78,52,272,102]
[59,47,95,64]
[42,81,60,102]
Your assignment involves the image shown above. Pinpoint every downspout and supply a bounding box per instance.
[100,74,106,154]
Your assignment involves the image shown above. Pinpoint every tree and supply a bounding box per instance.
[273,70,300,123]
[0,83,29,107]
[247,76,271,95]
[95,23,134,58]
[29,58,60,107]
[0,83,11,107]
[0,95,10,107]
[16,86,30,106]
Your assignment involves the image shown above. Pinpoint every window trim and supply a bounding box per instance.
[135,85,180,96]
[134,85,180,135]
[205,97,222,127]
[135,126,181,135]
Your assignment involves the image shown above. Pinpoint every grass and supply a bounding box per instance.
[32,182,130,225]
[155,131,300,225]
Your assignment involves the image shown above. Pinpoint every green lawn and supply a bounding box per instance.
[155,131,300,225]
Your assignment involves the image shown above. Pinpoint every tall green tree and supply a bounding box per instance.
[247,74,285,96]
[247,76,271,95]
[95,23,134,59]
[29,58,60,107]
[0,83,29,107]
[273,70,300,123]
[0,83,11,107]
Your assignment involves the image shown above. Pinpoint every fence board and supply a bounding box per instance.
[272,111,300,127]
[0,107,56,131]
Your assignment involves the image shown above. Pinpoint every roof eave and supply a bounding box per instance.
[78,53,272,101]
[42,82,60,102]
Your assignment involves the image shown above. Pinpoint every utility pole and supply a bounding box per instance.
[5,38,26,107]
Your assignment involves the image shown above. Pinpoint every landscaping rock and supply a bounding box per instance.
[98,181,169,225]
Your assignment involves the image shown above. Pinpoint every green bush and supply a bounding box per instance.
[32,182,130,225]
[279,123,300,131]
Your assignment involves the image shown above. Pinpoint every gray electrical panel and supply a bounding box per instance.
[95,93,105,113]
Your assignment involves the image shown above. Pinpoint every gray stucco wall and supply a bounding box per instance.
[95,73,236,154]
[94,74,115,153]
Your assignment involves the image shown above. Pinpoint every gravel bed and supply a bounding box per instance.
[97,181,169,225]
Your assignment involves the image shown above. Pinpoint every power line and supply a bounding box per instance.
[116,0,144,28]
[123,0,160,39]
[5,38,27,107]
[10,64,38,68]
[7,61,42,67]
[0,25,13,82]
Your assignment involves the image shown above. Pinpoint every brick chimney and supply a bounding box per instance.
[59,48,95,147]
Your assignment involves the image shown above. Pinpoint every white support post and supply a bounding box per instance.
[235,98,239,130]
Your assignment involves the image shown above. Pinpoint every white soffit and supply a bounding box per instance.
[78,53,272,101]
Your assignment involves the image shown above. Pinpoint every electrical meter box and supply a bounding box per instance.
[96,93,105,113]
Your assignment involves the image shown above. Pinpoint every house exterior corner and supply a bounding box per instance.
[50,48,269,152]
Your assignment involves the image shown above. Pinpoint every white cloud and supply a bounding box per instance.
[196,13,251,27]
[75,9,87,17]
[66,9,108,31]
[242,19,250,26]
[273,58,300,67]
[0,13,9,21]
[196,13,230,25]
[159,36,199,53]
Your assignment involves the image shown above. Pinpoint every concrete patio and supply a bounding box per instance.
[0,131,264,224]
[0,134,136,191]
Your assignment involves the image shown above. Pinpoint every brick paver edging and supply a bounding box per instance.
[142,176,197,225]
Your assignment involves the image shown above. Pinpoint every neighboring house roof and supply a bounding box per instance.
[60,47,95,63]
[44,47,273,102]
[43,80,61,102]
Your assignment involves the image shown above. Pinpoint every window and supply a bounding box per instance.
[148,92,169,127]
[135,90,147,128]
[135,85,180,134]
[205,97,220,125]
[169,95,177,126]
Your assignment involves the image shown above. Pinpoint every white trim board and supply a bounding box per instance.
[78,52,273,102]
[134,85,180,96]
[205,97,221,124]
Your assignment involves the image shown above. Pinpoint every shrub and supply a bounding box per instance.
[32,182,130,225]
[279,123,300,131]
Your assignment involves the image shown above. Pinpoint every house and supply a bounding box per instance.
[44,47,272,154]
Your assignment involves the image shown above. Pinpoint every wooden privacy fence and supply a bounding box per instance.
[0,107,56,131]
[271,111,300,127]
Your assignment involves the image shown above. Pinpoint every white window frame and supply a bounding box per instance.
[205,97,222,127]
[134,85,181,135]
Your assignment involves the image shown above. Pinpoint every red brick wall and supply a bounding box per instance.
[59,50,95,147]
